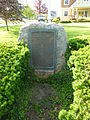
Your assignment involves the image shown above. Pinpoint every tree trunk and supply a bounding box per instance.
[5,19,9,31]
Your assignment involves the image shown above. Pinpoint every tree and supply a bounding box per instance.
[22,5,35,19]
[0,0,23,31]
[34,0,48,15]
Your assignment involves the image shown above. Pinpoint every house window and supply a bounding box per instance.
[82,12,84,15]
[64,0,69,5]
[64,11,68,16]
[85,11,88,17]
[84,0,88,1]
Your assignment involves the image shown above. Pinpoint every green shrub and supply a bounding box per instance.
[78,18,90,22]
[65,35,90,61]
[52,17,60,23]
[61,21,72,23]
[70,17,90,22]
[59,44,90,120]
[0,42,30,117]
[68,36,89,50]
[64,47,72,62]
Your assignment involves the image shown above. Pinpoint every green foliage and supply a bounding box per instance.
[75,18,90,22]
[64,47,71,62]
[49,66,74,104]
[52,17,60,23]
[42,65,74,119]
[1,24,90,119]
[68,36,89,50]
[7,64,74,120]
[6,71,34,120]
[59,36,90,120]
[61,21,72,23]
[22,5,35,19]
[65,35,90,62]
[0,0,23,31]
[0,42,30,118]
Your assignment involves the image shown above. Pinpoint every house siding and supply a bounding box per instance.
[61,0,76,21]
[88,9,90,17]
[61,0,76,8]
[61,8,70,21]
[60,0,90,21]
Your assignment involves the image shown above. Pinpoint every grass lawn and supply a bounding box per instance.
[62,22,90,39]
[0,22,90,119]
[0,25,21,44]
[0,22,90,43]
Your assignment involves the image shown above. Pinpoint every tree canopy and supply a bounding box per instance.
[22,5,35,19]
[0,0,23,31]
[34,0,48,15]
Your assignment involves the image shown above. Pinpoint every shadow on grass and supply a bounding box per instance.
[0,25,21,37]
[63,25,90,28]
[8,26,21,37]
[0,25,21,44]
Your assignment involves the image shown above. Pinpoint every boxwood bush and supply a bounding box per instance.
[68,36,89,50]
[52,17,60,23]
[0,42,30,118]
[59,36,90,120]
[61,21,72,23]
[65,35,90,61]
[78,18,90,22]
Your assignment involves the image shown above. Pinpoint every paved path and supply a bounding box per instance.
[0,20,38,27]
[0,23,24,27]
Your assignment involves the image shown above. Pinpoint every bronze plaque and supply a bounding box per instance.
[31,31,55,69]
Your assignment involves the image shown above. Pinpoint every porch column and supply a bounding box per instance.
[48,0,51,22]
[76,8,78,18]
[72,8,74,16]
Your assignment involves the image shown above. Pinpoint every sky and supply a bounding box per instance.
[19,0,61,17]
[20,0,61,11]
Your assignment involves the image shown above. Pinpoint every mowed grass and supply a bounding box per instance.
[0,22,90,44]
[0,25,21,44]
[62,22,90,39]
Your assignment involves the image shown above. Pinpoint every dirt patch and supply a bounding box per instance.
[31,83,55,103]
[26,83,59,120]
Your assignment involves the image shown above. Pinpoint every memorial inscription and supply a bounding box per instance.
[30,30,56,70]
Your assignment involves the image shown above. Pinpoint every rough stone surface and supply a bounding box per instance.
[18,22,67,77]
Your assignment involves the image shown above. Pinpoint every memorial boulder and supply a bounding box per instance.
[18,22,67,77]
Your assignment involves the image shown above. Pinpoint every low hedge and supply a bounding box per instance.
[0,42,30,117]
[78,18,90,22]
[52,17,60,24]
[61,21,72,23]
[59,36,90,120]
[68,36,89,50]
[65,35,90,61]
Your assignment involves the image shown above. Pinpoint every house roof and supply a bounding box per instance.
[70,0,90,8]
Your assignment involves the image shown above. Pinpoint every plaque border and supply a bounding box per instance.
[29,29,57,71]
